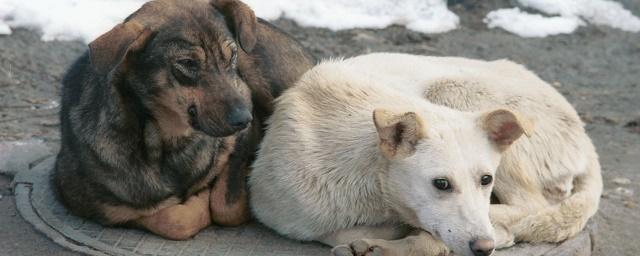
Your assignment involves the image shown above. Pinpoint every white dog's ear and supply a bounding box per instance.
[373,109,427,159]
[480,109,534,151]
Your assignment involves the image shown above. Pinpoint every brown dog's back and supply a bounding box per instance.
[53,0,313,234]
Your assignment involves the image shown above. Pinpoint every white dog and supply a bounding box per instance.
[249,53,602,256]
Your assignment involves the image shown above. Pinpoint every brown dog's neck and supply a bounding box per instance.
[103,76,147,129]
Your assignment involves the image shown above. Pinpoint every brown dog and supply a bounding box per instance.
[53,0,314,240]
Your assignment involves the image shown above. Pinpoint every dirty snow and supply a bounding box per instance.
[486,0,640,37]
[0,0,638,42]
[0,2,11,34]
[485,8,584,37]
[0,0,146,42]
[242,0,459,34]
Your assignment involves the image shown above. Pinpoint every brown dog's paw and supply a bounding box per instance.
[136,189,211,240]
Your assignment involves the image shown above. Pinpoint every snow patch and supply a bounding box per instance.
[0,23,10,35]
[0,2,13,35]
[243,0,459,34]
[485,8,584,38]
[0,0,638,41]
[486,0,640,37]
[520,0,640,32]
[0,0,458,42]
[0,0,146,42]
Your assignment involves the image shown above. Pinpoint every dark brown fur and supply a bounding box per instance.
[53,0,314,239]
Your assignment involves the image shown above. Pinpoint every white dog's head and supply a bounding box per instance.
[373,108,532,256]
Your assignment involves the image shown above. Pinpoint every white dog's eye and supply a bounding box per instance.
[433,178,451,191]
[480,175,493,186]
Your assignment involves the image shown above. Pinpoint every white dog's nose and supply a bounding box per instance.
[470,239,495,256]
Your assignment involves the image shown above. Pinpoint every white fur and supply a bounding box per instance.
[249,53,602,256]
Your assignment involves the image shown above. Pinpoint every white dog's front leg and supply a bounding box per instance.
[319,224,410,247]
[320,226,450,256]
[490,204,528,227]
[493,222,516,249]
[490,204,526,248]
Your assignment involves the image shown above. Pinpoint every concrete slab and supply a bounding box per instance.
[0,139,53,176]
[14,157,592,256]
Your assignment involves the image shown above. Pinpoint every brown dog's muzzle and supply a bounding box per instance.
[189,98,252,137]
[226,106,252,129]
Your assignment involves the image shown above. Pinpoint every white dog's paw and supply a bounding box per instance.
[331,245,355,256]
[331,240,384,256]
[494,224,516,249]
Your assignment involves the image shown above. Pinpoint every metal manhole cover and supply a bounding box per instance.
[13,157,327,256]
[13,157,591,256]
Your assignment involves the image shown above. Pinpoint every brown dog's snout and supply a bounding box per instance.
[187,104,200,128]
[470,239,495,256]
[188,95,251,137]
[188,105,197,118]
[226,106,252,129]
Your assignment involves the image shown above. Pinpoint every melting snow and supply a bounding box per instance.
[486,0,640,37]
[485,8,584,37]
[0,0,638,42]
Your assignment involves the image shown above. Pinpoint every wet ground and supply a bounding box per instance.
[0,0,639,255]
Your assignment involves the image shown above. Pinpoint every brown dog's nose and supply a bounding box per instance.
[227,107,252,129]
[470,239,495,256]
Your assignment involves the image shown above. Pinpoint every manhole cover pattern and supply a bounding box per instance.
[17,158,591,256]
[27,161,327,256]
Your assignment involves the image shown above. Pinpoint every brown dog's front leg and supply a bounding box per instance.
[135,189,211,240]
[210,165,250,226]
[209,125,257,226]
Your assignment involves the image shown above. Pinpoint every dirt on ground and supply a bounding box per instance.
[0,0,638,255]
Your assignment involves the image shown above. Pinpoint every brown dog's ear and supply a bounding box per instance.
[88,21,151,74]
[211,0,258,53]
[480,109,534,151]
[373,109,427,160]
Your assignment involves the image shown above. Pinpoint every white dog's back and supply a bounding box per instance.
[339,53,602,244]
[250,59,435,240]
[250,53,601,247]
[342,53,597,202]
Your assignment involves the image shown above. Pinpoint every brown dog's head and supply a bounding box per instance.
[88,0,258,139]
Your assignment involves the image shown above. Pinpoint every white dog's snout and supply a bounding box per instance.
[460,207,495,241]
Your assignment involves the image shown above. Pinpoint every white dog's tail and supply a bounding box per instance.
[510,157,603,243]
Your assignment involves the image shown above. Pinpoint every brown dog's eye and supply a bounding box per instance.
[433,178,451,191]
[173,58,199,83]
[177,58,198,69]
[480,175,493,186]
[230,51,237,69]
[221,41,238,70]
